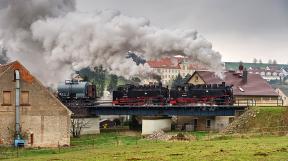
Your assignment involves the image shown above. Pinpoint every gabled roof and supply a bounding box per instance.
[192,71,223,84]
[0,61,72,115]
[188,70,278,97]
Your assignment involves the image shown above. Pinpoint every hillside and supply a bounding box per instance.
[223,107,288,134]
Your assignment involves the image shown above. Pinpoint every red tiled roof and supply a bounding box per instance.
[190,71,278,96]
[147,57,181,69]
[147,57,208,70]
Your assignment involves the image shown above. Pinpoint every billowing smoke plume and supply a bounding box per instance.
[0,0,223,86]
[0,47,9,64]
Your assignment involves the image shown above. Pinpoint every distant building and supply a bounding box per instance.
[225,62,288,82]
[146,56,207,85]
[273,85,288,106]
[0,61,71,147]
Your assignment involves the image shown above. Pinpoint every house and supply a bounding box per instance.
[0,61,71,147]
[179,68,280,131]
[187,70,280,106]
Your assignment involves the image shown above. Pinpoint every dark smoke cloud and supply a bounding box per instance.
[0,47,9,64]
[0,0,223,86]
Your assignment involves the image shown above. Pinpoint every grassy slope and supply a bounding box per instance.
[252,107,287,128]
[224,107,288,134]
[2,133,288,161]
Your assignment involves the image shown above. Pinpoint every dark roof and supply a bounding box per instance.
[193,71,223,84]
[225,72,278,96]
[189,71,278,97]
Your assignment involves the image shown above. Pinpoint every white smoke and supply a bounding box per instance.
[0,0,223,85]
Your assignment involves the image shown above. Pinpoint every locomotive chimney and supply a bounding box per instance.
[242,68,248,84]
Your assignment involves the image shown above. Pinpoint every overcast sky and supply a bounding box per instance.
[77,0,288,63]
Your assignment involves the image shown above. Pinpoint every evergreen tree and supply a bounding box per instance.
[93,65,106,97]
[107,74,118,93]
[171,73,183,88]
[78,66,107,97]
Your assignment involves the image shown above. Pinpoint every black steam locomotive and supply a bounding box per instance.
[112,83,169,105]
[112,82,234,106]
[57,80,97,105]
[169,82,234,105]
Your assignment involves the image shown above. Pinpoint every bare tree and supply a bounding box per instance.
[71,117,90,138]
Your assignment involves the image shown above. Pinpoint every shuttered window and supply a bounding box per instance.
[21,91,29,105]
[3,91,11,105]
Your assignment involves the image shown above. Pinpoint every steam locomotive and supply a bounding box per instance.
[112,82,234,106]
[112,83,169,105]
[169,82,234,105]
[57,80,97,105]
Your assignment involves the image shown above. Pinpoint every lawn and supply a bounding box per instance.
[1,132,288,161]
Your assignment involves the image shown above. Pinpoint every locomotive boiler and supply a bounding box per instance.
[112,83,169,105]
[169,82,234,105]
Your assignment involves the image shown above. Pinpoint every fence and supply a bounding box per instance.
[234,98,284,107]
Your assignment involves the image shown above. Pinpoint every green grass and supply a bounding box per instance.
[1,133,288,161]
[250,107,287,130]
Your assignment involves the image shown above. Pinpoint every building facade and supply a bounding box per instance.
[146,56,207,85]
[225,62,288,82]
[0,61,71,147]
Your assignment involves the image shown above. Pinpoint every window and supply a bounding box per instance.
[206,119,211,128]
[3,91,11,105]
[195,76,199,82]
[21,91,29,105]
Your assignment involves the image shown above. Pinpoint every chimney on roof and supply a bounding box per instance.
[242,68,248,84]
[238,62,244,72]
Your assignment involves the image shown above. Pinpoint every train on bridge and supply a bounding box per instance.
[57,80,234,106]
